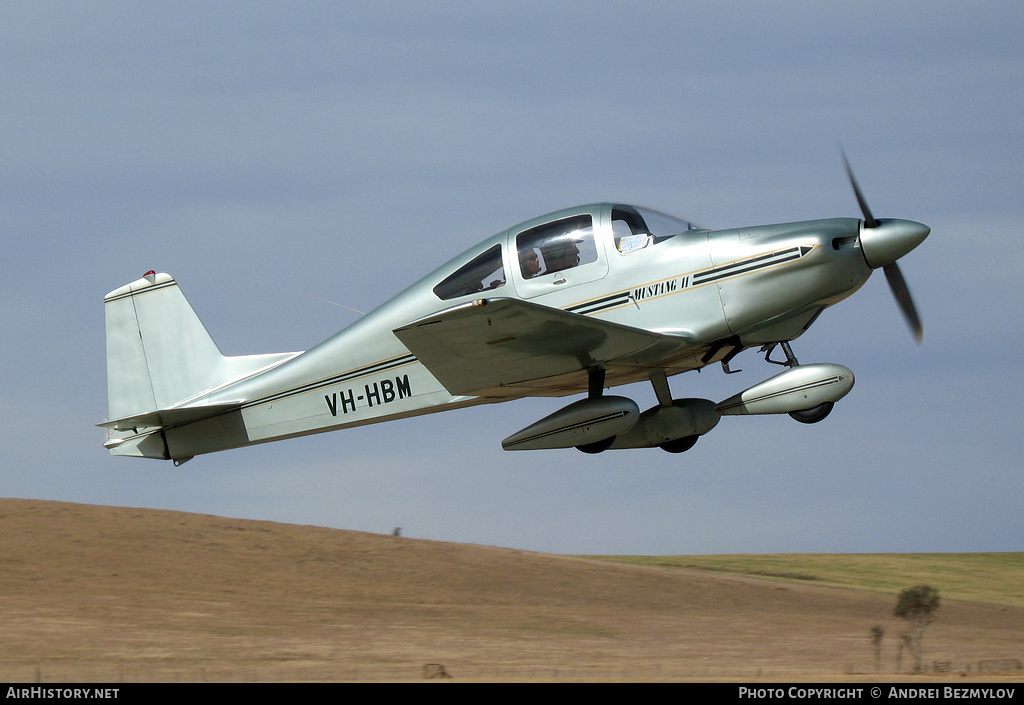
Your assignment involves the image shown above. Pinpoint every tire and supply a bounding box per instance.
[659,435,699,453]
[789,401,834,424]
[576,436,616,454]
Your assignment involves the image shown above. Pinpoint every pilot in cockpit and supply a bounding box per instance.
[544,237,581,273]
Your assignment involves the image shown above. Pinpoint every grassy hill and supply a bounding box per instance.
[0,498,1020,681]
[589,553,1024,608]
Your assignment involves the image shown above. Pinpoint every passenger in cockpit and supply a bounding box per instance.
[520,248,543,279]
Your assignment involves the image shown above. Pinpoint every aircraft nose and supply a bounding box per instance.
[858,218,930,269]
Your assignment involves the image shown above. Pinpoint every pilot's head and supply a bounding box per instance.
[520,248,542,278]
[546,237,582,272]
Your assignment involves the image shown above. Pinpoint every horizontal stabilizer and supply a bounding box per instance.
[98,403,241,432]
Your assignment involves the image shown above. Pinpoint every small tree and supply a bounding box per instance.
[894,585,940,673]
[870,626,885,673]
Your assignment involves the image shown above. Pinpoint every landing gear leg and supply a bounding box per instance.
[649,369,673,408]
[588,366,606,399]
[763,340,799,368]
[576,367,616,454]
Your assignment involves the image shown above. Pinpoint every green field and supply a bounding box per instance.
[587,553,1024,608]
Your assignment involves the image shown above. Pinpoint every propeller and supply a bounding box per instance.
[882,261,923,342]
[842,148,927,342]
[842,149,878,229]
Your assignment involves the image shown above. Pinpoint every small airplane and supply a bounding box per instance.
[100,155,928,464]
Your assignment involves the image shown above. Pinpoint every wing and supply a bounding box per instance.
[393,297,693,396]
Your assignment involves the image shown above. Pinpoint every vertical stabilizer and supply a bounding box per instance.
[104,272,226,421]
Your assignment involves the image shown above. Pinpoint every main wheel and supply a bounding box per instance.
[576,436,615,454]
[789,401,834,424]
[659,435,699,453]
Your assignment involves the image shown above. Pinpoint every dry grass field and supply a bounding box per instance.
[0,498,1020,682]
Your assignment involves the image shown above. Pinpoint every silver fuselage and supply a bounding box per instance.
[154,205,871,458]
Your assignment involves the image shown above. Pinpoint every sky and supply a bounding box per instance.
[2,1,1022,555]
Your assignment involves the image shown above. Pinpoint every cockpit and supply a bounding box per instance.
[432,203,705,301]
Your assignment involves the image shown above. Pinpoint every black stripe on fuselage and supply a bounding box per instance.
[565,292,633,316]
[242,353,418,408]
[692,247,803,286]
[563,246,811,319]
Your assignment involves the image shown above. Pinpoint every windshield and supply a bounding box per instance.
[611,205,706,254]
[619,205,704,237]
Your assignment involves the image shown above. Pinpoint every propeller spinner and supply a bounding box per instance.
[842,150,929,341]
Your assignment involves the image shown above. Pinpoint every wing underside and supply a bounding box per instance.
[393,297,694,397]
